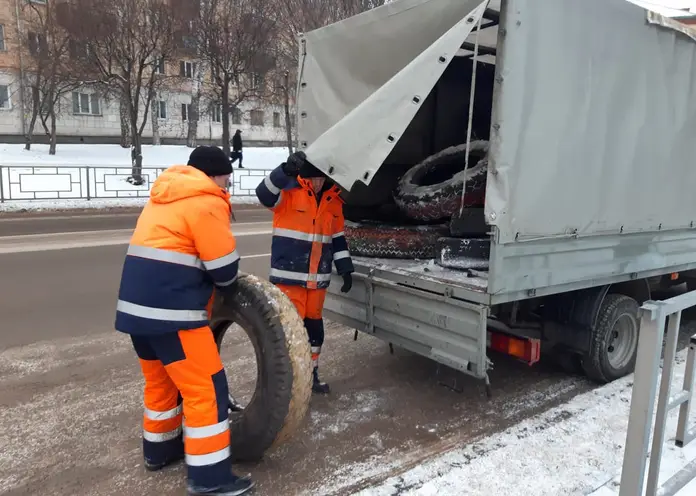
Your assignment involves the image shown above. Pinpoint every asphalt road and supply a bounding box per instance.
[0,211,689,495]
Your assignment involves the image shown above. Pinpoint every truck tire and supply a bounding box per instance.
[345,221,449,259]
[435,237,490,270]
[581,294,640,384]
[394,142,489,222]
[450,207,488,238]
[210,274,312,462]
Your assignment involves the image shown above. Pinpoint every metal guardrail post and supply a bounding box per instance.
[646,311,682,495]
[619,302,666,496]
[85,167,91,201]
[0,166,4,203]
[676,337,696,447]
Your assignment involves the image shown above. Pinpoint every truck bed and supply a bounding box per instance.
[352,256,489,298]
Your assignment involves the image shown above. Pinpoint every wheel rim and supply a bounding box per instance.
[607,314,639,370]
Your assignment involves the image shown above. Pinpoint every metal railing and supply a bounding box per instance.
[620,291,696,496]
[0,165,270,202]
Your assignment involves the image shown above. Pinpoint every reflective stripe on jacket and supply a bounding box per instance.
[115,165,239,335]
[256,165,354,289]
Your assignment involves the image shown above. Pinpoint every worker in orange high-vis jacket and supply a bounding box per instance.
[256,151,354,394]
[115,146,254,496]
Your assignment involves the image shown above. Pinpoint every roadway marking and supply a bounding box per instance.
[0,223,273,254]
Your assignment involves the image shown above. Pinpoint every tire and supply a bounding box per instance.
[450,207,488,238]
[345,221,449,259]
[435,236,490,270]
[210,274,312,462]
[394,141,489,222]
[581,294,640,384]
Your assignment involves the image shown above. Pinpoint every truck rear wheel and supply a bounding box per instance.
[210,274,312,462]
[581,294,640,384]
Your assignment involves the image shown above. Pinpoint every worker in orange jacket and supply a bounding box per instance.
[256,151,354,394]
[115,146,254,496]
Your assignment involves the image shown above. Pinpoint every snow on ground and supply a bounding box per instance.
[357,347,696,496]
[0,144,285,169]
[0,144,282,211]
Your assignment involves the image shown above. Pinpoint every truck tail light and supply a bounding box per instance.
[487,331,541,366]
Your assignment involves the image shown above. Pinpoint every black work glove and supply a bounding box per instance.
[340,273,353,293]
[282,151,307,177]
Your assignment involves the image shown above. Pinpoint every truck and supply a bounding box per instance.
[294,0,696,388]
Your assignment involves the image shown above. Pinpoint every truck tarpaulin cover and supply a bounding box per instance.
[298,0,489,191]
[486,0,696,243]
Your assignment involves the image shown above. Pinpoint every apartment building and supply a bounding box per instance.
[0,0,291,146]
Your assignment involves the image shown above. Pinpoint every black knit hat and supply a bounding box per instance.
[299,162,325,179]
[187,146,232,176]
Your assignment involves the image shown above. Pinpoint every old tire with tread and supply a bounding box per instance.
[345,221,449,259]
[210,274,312,462]
[394,141,489,222]
[582,294,640,384]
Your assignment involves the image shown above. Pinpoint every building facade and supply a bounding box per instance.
[0,0,292,146]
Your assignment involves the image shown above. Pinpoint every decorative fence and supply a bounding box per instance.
[0,165,270,202]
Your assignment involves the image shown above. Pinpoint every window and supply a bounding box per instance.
[157,100,167,119]
[154,58,166,75]
[273,112,281,128]
[250,73,264,90]
[231,106,242,125]
[181,103,191,121]
[179,61,196,78]
[250,110,264,127]
[72,92,100,115]
[28,32,47,56]
[0,25,5,52]
[0,85,10,109]
[213,105,222,123]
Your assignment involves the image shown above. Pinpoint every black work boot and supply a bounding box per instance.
[312,367,330,395]
[144,452,184,472]
[187,474,255,496]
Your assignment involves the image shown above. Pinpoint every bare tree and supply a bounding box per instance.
[20,0,82,154]
[60,0,181,184]
[199,0,277,155]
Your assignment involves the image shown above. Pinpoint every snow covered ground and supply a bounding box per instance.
[0,143,285,169]
[358,346,696,496]
[0,144,284,211]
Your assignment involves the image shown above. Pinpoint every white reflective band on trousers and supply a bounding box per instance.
[184,419,229,439]
[117,300,208,322]
[269,269,332,283]
[143,426,182,442]
[333,250,350,260]
[186,446,231,467]
[273,227,333,244]
[144,403,183,421]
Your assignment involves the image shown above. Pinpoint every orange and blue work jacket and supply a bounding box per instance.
[115,166,239,336]
[256,165,354,289]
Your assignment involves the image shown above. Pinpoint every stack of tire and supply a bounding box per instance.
[345,141,491,271]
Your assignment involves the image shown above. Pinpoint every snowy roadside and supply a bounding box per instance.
[0,196,261,213]
[353,346,696,496]
[0,144,285,169]
[0,144,281,212]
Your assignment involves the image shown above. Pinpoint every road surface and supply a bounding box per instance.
[0,210,682,496]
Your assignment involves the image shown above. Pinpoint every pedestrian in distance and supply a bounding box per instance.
[255,150,354,394]
[115,146,254,496]
[230,130,243,169]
